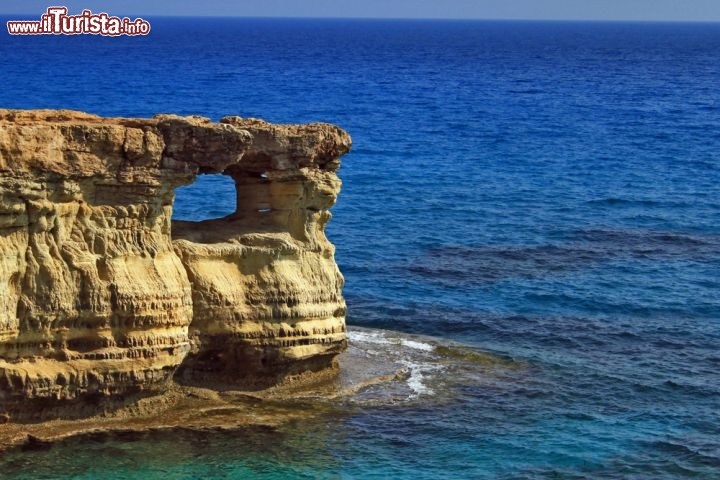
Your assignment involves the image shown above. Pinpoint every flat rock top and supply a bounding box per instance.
[0,109,351,176]
[0,108,349,134]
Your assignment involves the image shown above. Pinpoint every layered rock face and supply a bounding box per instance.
[0,110,350,416]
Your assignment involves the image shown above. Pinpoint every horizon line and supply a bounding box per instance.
[1,13,720,24]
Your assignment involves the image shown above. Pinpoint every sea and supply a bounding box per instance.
[0,17,719,479]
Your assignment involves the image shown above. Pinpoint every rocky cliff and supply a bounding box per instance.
[0,109,350,419]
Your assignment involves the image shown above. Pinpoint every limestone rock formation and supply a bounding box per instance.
[0,109,350,418]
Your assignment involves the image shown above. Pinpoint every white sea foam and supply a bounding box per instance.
[348,328,444,399]
[349,330,434,352]
[400,339,435,352]
[347,330,393,345]
[400,360,441,397]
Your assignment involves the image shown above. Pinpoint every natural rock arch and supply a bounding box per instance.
[0,110,351,419]
[171,174,236,222]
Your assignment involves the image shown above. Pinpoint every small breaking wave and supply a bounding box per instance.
[400,339,435,352]
[399,359,442,397]
[343,327,525,403]
[346,328,441,399]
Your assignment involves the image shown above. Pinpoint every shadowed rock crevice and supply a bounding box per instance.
[0,109,351,418]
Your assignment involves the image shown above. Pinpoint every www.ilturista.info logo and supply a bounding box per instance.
[7,7,150,36]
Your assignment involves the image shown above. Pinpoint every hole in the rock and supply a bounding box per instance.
[172,174,236,221]
[258,208,272,214]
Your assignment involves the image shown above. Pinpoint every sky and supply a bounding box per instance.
[1,0,719,22]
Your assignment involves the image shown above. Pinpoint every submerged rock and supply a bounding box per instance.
[0,109,351,419]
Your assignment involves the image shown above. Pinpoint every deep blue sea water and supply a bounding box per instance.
[1,17,720,479]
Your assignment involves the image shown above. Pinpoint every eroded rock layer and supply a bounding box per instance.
[0,110,350,415]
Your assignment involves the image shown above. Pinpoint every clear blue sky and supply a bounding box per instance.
[1,0,719,22]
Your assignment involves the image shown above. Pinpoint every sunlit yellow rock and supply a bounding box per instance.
[0,109,350,417]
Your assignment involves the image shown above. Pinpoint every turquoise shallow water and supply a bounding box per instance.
[1,17,719,478]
